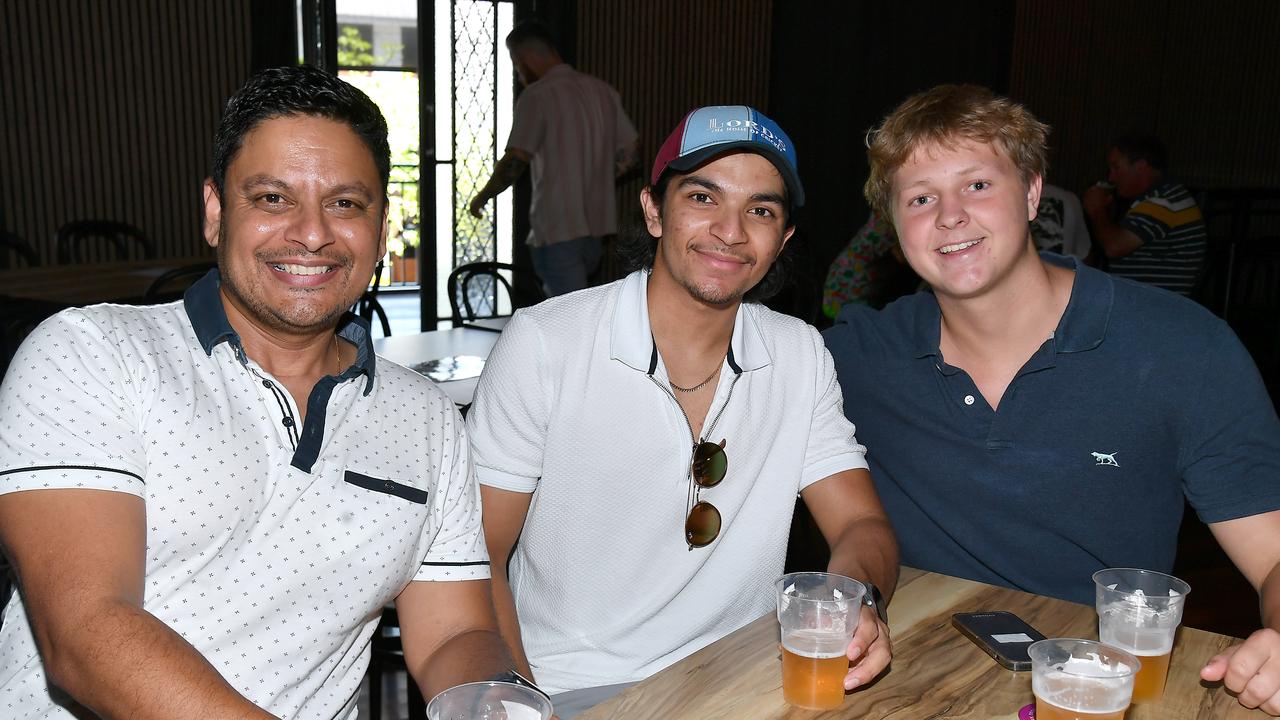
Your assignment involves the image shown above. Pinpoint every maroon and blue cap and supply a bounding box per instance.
[650,105,804,208]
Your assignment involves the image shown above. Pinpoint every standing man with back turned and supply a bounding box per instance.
[468,20,639,296]
[467,106,897,717]
[824,84,1280,716]
[0,65,518,719]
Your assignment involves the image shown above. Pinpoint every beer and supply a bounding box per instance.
[1029,640,1138,720]
[1093,568,1189,704]
[1034,696,1128,720]
[1127,650,1171,702]
[780,629,848,710]
[1100,625,1174,702]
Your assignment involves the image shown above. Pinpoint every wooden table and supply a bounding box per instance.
[0,256,214,304]
[373,327,502,406]
[578,567,1252,719]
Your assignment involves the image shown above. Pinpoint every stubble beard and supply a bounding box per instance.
[658,245,756,307]
[215,219,361,334]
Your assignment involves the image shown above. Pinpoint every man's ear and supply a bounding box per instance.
[202,179,222,249]
[1025,173,1044,222]
[640,186,663,238]
[778,224,796,255]
[378,202,389,259]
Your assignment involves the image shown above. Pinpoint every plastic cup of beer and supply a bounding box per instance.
[775,571,865,710]
[1093,567,1190,703]
[426,681,553,720]
[1029,638,1139,720]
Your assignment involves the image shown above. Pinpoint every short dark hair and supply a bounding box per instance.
[505,20,559,54]
[1111,130,1166,172]
[211,65,390,200]
[617,172,796,303]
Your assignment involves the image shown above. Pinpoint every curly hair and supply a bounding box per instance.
[864,84,1049,220]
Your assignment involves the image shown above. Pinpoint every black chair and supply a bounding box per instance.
[143,262,217,303]
[0,297,66,381]
[367,605,426,720]
[0,231,39,269]
[446,261,533,328]
[56,220,155,264]
[353,260,392,337]
[0,556,10,630]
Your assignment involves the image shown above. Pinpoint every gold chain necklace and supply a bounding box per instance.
[333,334,342,376]
[669,362,722,394]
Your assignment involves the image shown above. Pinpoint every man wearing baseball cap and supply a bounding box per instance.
[466,106,897,715]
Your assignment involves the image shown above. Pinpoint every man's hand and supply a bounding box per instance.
[1082,184,1114,218]
[844,605,891,690]
[469,150,530,220]
[1202,628,1280,715]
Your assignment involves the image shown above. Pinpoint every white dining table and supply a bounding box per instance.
[373,325,505,406]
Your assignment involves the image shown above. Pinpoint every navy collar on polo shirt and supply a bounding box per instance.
[909,252,1114,365]
[183,268,377,395]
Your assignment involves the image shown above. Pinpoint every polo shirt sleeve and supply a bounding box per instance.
[799,329,869,491]
[0,309,146,497]
[1179,321,1280,524]
[416,404,490,581]
[466,312,547,493]
[1122,198,1171,246]
[505,91,544,156]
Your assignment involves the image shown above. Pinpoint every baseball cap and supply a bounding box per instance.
[650,105,804,208]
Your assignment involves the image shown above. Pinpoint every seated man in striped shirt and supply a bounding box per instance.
[1082,131,1208,296]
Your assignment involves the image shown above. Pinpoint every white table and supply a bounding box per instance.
[459,317,510,333]
[374,327,503,406]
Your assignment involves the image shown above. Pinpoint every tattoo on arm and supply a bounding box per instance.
[495,155,529,187]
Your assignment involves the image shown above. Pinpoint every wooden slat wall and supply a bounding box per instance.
[575,0,773,239]
[1009,0,1280,197]
[1,0,251,264]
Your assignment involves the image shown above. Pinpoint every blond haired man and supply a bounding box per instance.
[824,84,1280,715]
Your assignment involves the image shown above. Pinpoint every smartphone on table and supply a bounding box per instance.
[951,611,1046,672]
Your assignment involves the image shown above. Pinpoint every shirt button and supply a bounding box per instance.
[964,395,975,406]
[282,417,294,427]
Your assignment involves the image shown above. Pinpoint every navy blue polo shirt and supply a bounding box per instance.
[824,254,1280,605]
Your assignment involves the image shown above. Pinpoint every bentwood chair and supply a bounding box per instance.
[56,220,155,264]
[446,261,541,328]
[0,230,40,269]
[353,260,392,337]
[0,297,65,381]
[367,605,426,720]
[0,556,10,630]
[143,262,217,303]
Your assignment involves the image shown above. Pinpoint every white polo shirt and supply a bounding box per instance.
[466,270,868,693]
[0,271,489,720]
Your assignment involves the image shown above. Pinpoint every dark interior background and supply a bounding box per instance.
[6,0,1280,290]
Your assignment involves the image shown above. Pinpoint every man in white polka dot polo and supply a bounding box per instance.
[0,66,520,719]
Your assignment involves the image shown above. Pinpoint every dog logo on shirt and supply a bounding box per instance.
[1091,451,1120,467]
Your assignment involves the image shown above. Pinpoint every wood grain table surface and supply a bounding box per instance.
[577,567,1253,719]
[0,256,214,305]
